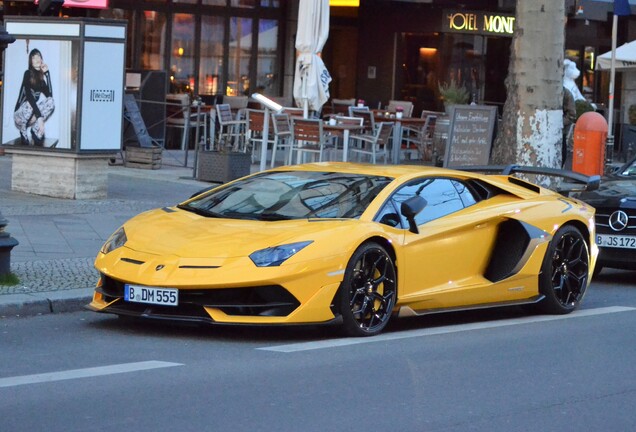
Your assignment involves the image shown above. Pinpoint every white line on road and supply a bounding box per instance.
[0,361,183,389]
[259,306,636,353]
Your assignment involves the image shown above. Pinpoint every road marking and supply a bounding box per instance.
[0,361,183,389]
[259,306,636,353]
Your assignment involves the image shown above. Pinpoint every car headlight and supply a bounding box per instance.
[100,227,127,254]
[249,241,313,267]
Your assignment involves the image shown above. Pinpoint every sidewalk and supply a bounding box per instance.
[0,151,236,318]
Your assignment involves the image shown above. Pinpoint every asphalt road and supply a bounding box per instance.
[1,270,635,432]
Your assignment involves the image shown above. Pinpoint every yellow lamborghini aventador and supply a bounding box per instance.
[88,162,599,337]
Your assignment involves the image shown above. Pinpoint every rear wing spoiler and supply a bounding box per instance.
[452,165,601,194]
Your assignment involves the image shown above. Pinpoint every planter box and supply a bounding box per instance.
[196,151,251,183]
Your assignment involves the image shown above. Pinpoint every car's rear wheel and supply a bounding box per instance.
[339,242,396,337]
[537,225,590,314]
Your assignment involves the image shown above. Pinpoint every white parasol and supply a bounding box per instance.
[597,40,636,71]
[293,0,332,118]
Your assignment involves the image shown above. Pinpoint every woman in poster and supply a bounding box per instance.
[13,48,55,146]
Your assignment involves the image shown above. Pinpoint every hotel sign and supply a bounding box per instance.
[443,10,515,37]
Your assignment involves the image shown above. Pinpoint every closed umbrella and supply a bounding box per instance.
[293,0,332,118]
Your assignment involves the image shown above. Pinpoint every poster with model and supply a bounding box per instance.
[1,38,77,149]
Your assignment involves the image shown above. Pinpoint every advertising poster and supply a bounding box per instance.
[80,41,124,150]
[1,38,77,149]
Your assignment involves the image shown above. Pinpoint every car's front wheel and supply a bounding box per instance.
[339,242,397,337]
[537,225,590,314]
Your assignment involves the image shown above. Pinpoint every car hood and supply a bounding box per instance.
[120,206,363,258]
[576,178,636,208]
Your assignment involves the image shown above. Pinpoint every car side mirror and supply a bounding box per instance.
[401,196,427,234]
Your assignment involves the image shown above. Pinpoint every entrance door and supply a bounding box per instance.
[398,33,511,116]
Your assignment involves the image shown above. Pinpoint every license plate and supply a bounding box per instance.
[124,285,178,306]
[596,234,636,249]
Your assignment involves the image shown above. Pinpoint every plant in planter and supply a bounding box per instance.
[438,79,469,112]
[395,105,404,118]
[575,99,595,120]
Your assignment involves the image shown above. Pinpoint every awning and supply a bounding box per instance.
[597,40,636,70]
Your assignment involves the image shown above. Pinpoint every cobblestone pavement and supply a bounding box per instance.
[0,258,96,295]
[0,153,215,298]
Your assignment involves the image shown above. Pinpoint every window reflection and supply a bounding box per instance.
[231,0,257,7]
[256,19,279,96]
[228,17,252,96]
[141,11,166,71]
[385,178,474,227]
[170,13,196,94]
[199,15,225,96]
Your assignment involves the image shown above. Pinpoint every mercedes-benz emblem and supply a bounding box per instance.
[155,265,165,271]
[609,210,629,232]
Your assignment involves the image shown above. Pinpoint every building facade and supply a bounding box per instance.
[1,0,633,117]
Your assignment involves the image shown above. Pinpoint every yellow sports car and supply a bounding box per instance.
[88,163,599,336]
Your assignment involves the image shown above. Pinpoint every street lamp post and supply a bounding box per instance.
[0,23,17,277]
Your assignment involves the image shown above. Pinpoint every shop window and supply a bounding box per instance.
[199,15,225,96]
[256,19,279,96]
[228,17,252,96]
[141,11,167,71]
[170,13,196,94]
[230,0,258,7]
[583,46,595,102]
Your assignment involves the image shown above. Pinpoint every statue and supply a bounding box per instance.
[563,59,586,103]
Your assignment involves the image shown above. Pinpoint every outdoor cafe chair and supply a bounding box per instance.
[331,98,356,115]
[245,109,276,164]
[402,110,442,162]
[216,103,247,152]
[387,100,414,117]
[347,105,369,117]
[350,122,393,165]
[165,93,206,151]
[350,108,375,134]
[270,113,293,167]
[291,118,330,163]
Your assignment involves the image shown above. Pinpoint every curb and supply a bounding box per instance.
[0,287,94,318]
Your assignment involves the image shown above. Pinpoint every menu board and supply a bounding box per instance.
[444,105,498,167]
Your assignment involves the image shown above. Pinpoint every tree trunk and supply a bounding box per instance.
[492,1,565,171]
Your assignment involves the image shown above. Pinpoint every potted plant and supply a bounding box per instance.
[438,79,469,113]
[395,105,404,119]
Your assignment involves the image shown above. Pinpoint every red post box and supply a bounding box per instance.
[572,111,608,176]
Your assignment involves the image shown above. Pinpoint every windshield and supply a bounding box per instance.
[619,158,636,177]
[180,171,393,220]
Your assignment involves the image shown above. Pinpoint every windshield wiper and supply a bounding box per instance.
[177,204,223,218]
[258,213,294,221]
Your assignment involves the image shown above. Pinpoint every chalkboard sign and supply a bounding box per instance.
[444,105,498,167]
[123,93,153,148]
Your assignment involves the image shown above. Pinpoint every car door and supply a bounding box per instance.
[376,176,499,311]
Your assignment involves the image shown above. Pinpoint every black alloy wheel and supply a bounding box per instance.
[339,242,397,337]
[538,225,590,314]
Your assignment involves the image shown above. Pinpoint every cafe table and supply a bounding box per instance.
[323,122,366,162]
[372,110,429,163]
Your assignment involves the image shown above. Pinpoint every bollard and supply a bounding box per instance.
[0,211,19,277]
[572,111,608,177]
